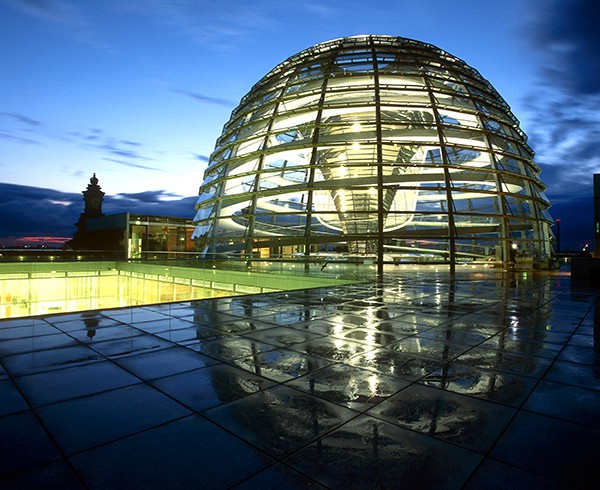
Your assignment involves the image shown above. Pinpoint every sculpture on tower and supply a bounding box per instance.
[82,173,105,217]
[68,174,123,251]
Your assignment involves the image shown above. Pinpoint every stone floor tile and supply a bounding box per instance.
[386,335,472,361]
[230,348,334,382]
[65,323,144,343]
[37,384,190,454]
[284,414,482,489]
[367,383,516,453]
[340,327,409,347]
[114,345,217,379]
[416,327,494,346]
[286,337,375,362]
[453,346,552,378]
[419,362,538,407]
[0,411,62,480]
[0,378,29,416]
[0,333,81,356]
[523,379,600,428]
[70,415,273,489]
[491,411,600,488]
[15,360,140,406]
[0,321,59,341]
[101,308,172,324]
[1,344,104,377]
[241,326,323,347]
[543,358,600,391]
[479,335,562,358]
[347,348,444,381]
[232,463,327,489]
[558,344,600,365]
[152,363,275,411]
[463,458,570,489]
[204,385,358,458]
[285,363,410,411]
[0,461,85,489]
[193,337,277,363]
[87,334,173,359]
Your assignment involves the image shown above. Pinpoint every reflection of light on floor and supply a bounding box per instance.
[0,269,236,319]
[367,374,379,396]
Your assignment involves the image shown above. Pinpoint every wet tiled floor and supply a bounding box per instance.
[1,268,600,488]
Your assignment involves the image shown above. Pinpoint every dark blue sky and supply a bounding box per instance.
[0,0,598,250]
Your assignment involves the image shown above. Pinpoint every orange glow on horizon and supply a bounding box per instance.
[0,236,71,247]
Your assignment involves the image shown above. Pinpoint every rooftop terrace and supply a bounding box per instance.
[1,267,599,488]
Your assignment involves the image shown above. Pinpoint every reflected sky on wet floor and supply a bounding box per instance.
[1,269,600,488]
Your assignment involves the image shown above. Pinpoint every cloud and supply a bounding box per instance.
[195,154,210,162]
[0,112,44,145]
[102,158,162,171]
[3,0,76,21]
[0,182,196,241]
[0,131,41,145]
[0,112,178,174]
[115,190,180,203]
[71,128,159,168]
[99,145,148,160]
[0,183,81,239]
[523,90,600,196]
[1,0,102,47]
[518,0,600,250]
[105,193,196,218]
[527,0,600,96]
[173,89,234,107]
[109,0,332,52]
[0,112,42,126]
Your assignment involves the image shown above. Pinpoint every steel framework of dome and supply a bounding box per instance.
[192,35,553,271]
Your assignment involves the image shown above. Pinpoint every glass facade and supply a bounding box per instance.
[193,35,553,268]
[125,215,195,259]
[79,213,196,259]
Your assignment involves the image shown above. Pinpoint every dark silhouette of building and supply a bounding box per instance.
[67,174,195,258]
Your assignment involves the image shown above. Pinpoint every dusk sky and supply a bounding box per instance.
[1,0,598,250]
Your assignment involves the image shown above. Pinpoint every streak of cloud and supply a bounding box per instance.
[104,193,196,218]
[111,0,270,49]
[103,158,161,172]
[0,112,42,126]
[173,89,234,107]
[0,131,41,145]
[98,143,149,161]
[0,112,43,145]
[3,0,78,22]
[115,190,180,203]
[73,128,157,167]
[109,0,337,52]
[1,0,103,48]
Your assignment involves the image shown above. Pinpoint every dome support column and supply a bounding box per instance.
[371,39,385,278]
[243,81,293,266]
[425,78,457,274]
[303,57,334,272]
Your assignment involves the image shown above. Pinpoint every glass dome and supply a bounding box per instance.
[192,35,553,269]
